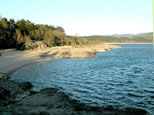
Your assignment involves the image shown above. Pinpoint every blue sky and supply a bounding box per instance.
[0,0,152,36]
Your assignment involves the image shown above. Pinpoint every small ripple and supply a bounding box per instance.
[126,80,133,84]
[147,101,154,105]
[134,70,142,74]
[97,82,104,85]
[84,81,93,84]
[126,73,138,78]
[64,81,75,86]
[127,93,144,98]
[109,82,124,86]
[121,68,127,71]
[116,96,126,100]
[137,102,145,105]
[82,85,96,91]
[73,88,89,94]
[144,89,154,94]
[132,67,144,74]
[150,96,154,99]
[91,95,103,100]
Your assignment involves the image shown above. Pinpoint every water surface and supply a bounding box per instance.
[11,44,154,114]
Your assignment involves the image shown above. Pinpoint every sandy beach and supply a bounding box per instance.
[0,44,121,78]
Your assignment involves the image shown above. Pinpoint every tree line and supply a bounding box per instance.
[0,17,88,49]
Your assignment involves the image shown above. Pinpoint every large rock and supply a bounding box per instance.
[17,41,47,50]
[0,79,32,106]
[0,79,148,115]
[0,87,148,115]
[15,82,32,91]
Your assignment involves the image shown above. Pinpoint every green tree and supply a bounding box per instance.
[56,26,65,33]
[0,18,9,29]
[26,20,35,32]
[16,19,26,31]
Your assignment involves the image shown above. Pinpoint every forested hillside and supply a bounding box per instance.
[0,17,87,49]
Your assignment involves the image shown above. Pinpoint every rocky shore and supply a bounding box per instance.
[0,44,149,115]
[0,79,148,115]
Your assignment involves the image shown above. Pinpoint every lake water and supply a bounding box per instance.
[11,44,154,114]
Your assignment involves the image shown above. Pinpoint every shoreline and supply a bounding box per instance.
[0,43,121,79]
[0,44,149,115]
[0,79,148,115]
[106,43,153,44]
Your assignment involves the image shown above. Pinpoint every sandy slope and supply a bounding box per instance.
[0,44,121,78]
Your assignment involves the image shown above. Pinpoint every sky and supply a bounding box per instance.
[0,0,153,36]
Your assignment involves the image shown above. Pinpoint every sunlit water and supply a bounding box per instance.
[11,44,154,114]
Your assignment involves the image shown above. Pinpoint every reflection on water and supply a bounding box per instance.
[11,44,154,114]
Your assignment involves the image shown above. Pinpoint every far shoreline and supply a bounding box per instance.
[106,42,153,44]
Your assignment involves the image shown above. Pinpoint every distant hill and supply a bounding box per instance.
[112,34,134,38]
[112,32,152,39]
[135,32,153,40]
[80,32,153,43]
